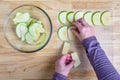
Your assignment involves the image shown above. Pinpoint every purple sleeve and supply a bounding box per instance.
[82,36,120,80]
[52,72,67,80]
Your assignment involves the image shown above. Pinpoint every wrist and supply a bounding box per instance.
[53,72,67,80]
[55,70,69,76]
[82,36,97,48]
[81,35,95,41]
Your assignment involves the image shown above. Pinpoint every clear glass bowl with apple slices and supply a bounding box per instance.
[4,5,52,53]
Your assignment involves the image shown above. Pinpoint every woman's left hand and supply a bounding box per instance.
[55,54,75,76]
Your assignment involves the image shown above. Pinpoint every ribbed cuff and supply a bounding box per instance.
[53,72,67,80]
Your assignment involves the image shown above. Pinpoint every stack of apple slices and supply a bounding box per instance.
[13,12,46,45]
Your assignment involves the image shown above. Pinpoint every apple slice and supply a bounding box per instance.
[36,33,47,45]
[13,12,30,24]
[16,23,28,41]
[74,11,84,21]
[58,11,67,24]
[25,32,34,44]
[57,26,68,41]
[92,11,101,26]
[66,11,75,23]
[83,11,93,26]
[67,26,76,41]
[71,52,81,68]
[100,11,110,26]
[29,23,45,41]
[62,42,70,55]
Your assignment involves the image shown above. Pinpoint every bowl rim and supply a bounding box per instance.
[3,4,52,53]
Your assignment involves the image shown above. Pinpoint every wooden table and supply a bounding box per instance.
[0,0,120,80]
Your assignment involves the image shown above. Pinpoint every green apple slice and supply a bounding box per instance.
[26,18,32,26]
[16,23,28,41]
[13,12,30,24]
[57,26,68,41]
[37,21,42,24]
[74,11,84,21]
[66,11,75,23]
[100,11,110,26]
[29,23,45,41]
[16,12,22,17]
[83,11,93,26]
[13,12,23,24]
[25,32,34,44]
[67,26,76,41]
[58,11,67,24]
[25,32,46,45]
[36,33,47,45]
[62,42,70,55]
[71,52,81,68]
[92,11,101,26]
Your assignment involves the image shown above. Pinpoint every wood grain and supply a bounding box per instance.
[0,0,120,80]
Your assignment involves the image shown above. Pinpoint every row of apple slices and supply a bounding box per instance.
[58,11,110,26]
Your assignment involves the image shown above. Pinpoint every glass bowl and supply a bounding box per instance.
[4,5,52,53]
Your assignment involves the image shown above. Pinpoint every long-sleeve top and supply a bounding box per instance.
[52,36,120,80]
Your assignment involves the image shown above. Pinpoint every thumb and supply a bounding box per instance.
[66,60,75,69]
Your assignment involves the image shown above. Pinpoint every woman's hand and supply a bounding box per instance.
[71,18,95,41]
[55,54,75,76]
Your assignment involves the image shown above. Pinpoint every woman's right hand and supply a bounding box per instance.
[71,18,95,41]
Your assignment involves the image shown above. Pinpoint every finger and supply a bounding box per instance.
[77,18,83,23]
[78,18,89,27]
[71,29,81,40]
[72,21,83,31]
[80,18,89,27]
[66,59,72,65]
[66,53,71,58]
[61,54,68,60]
[59,54,69,64]
[77,18,83,21]
[76,21,83,31]
[66,54,72,60]
[67,60,75,69]
[66,57,72,61]
[66,60,71,65]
